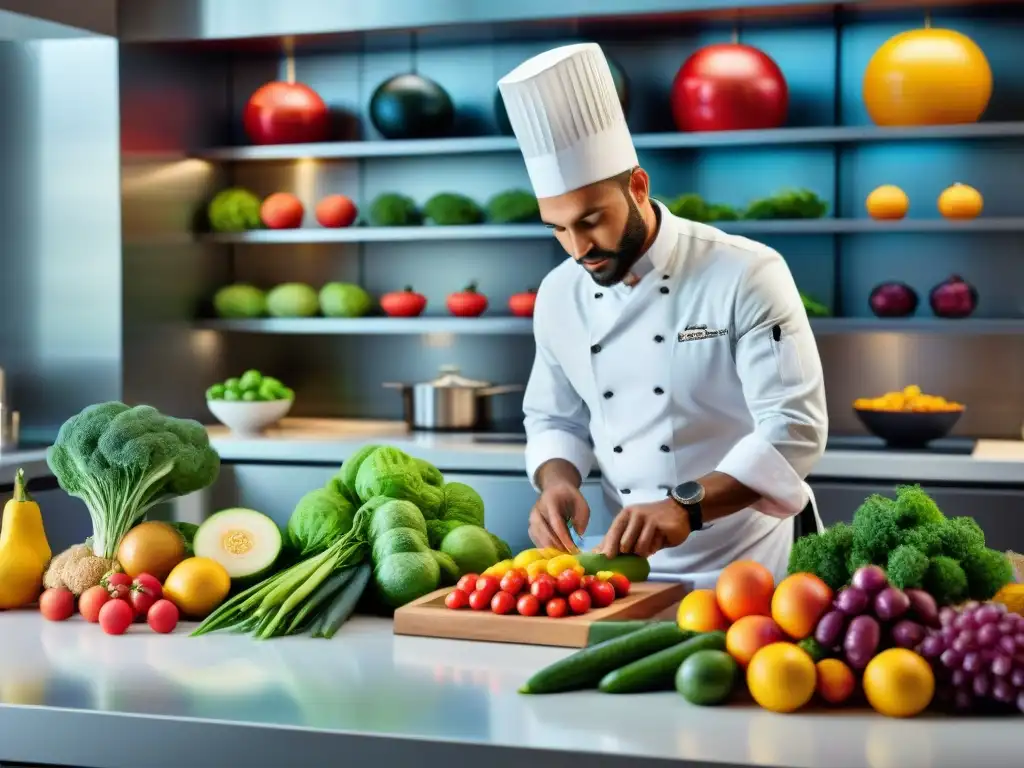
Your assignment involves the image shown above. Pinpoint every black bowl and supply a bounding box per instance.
[853,407,964,449]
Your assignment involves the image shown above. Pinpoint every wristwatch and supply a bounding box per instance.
[670,480,707,532]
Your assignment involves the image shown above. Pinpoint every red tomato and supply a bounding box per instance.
[475,575,500,598]
[445,589,469,610]
[98,599,134,635]
[129,584,157,618]
[315,194,358,228]
[447,283,489,317]
[581,575,598,590]
[499,571,526,596]
[556,569,582,596]
[491,590,516,615]
[39,588,75,622]
[380,287,427,318]
[468,590,491,611]
[545,597,569,618]
[608,573,631,598]
[589,580,617,608]
[568,589,592,615]
[261,193,305,229]
[243,81,330,145]
[456,574,479,594]
[508,289,537,318]
[530,577,555,603]
[78,585,111,623]
[147,600,180,634]
[133,573,163,600]
[516,594,541,617]
[102,571,132,600]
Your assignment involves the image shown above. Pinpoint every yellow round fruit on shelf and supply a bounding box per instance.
[863,28,992,126]
[676,589,730,633]
[865,185,909,220]
[746,642,817,713]
[863,648,935,718]
[937,183,983,219]
[162,556,232,619]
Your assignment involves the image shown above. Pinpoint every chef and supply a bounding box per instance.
[497,43,828,588]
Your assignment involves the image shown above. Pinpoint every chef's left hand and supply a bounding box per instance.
[598,499,691,559]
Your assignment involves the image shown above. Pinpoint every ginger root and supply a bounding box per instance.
[42,543,119,596]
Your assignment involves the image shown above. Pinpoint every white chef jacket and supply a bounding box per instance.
[523,202,828,589]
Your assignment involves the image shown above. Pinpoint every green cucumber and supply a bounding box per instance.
[598,631,727,694]
[575,552,651,582]
[586,620,677,647]
[520,622,689,694]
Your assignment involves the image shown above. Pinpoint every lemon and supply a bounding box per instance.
[513,549,546,569]
[546,554,580,577]
[863,649,935,718]
[746,642,817,713]
[163,556,231,619]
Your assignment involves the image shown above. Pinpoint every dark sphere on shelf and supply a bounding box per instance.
[369,73,456,140]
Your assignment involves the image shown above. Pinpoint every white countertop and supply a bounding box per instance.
[0,611,1017,768]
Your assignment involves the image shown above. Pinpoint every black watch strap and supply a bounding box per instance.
[670,481,706,532]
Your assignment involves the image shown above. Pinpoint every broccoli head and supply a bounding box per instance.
[897,524,942,556]
[850,493,901,564]
[887,544,929,589]
[46,402,221,559]
[485,189,540,224]
[788,522,853,591]
[922,555,969,606]
[961,547,1014,601]
[937,516,986,561]
[207,187,261,232]
[368,193,421,227]
[423,192,484,226]
[892,484,945,528]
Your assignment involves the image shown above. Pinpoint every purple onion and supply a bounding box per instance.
[815,610,848,648]
[836,586,870,616]
[905,589,940,628]
[874,587,911,621]
[851,565,888,595]
[891,619,925,649]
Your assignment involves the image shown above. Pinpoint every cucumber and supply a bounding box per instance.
[598,631,727,694]
[586,620,677,647]
[520,622,690,694]
[575,552,651,582]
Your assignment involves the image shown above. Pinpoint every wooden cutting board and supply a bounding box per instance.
[393,582,688,647]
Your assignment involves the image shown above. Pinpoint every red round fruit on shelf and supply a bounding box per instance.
[568,589,592,615]
[468,589,491,611]
[500,571,526,596]
[491,590,516,615]
[517,593,541,617]
[243,81,330,146]
[315,194,358,228]
[530,577,556,603]
[261,193,305,229]
[447,282,489,317]
[556,569,582,596]
[445,588,469,610]
[508,289,537,318]
[380,287,427,318]
[546,597,569,618]
[671,44,788,133]
[589,580,617,608]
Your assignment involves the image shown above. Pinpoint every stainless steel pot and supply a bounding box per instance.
[382,365,524,430]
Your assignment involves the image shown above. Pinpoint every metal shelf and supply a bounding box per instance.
[195,317,1024,336]
[201,218,1024,244]
[194,122,1024,162]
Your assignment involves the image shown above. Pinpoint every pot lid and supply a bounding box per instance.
[426,365,490,388]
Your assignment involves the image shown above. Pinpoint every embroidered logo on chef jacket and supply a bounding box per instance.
[677,324,729,343]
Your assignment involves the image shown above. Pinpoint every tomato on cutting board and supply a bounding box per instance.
[447,283,488,317]
[380,287,427,317]
[508,289,537,318]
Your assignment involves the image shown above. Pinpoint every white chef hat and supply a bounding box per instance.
[498,43,638,199]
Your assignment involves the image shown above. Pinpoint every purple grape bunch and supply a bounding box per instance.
[814,565,942,671]
[917,601,1024,713]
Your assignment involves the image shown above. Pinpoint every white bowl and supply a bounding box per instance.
[207,398,293,436]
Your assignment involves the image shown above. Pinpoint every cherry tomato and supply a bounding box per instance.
[475,575,500,598]
[133,573,163,600]
[78,585,111,623]
[556,569,582,596]
[545,597,568,618]
[581,575,598,590]
[516,593,541,616]
[129,584,158,618]
[589,580,617,608]
[39,588,75,621]
[468,589,491,611]
[530,577,555,603]
[491,590,516,615]
[147,600,179,634]
[608,573,631,598]
[445,588,469,610]
[457,574,479,594]
[568,588,592,615]
[102,571,132,600]
[499,571,526,596]
[98,599,134,635]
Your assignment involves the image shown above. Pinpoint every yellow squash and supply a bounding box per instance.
[0,468,51,609]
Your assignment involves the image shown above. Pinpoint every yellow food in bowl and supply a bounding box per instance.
[853,385,964,413]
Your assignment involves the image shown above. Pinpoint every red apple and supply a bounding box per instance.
[261,193,304,229]
[316,195,358,228]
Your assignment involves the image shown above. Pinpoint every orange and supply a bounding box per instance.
[863,649,935,718]
[746,642,817,713]
[816,658,856,705]
[937,183,983,220]
[676,589,730,633]
[865,185,909,220]
[715,560,774,622]
[771,573,833,640]
[726,615,786,668]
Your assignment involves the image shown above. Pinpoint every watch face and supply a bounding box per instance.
[675,481,704,505]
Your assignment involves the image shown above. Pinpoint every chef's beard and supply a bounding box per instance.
[579,199,649,286]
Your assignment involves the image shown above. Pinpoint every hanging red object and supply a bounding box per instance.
[243,81,330,145]
[670,44,789,132]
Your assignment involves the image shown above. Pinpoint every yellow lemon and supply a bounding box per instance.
[163,556,231,619]
[546,554,580,578]
[863,649,935,718]
[746,642,817,713]
[512,549,546,569]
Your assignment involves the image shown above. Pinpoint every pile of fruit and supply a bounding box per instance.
[206,369,294,403]
[40,570,182,636]
[853,385,963,413]
[444,548,635,618]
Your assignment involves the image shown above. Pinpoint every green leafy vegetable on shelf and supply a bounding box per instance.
[742,188,828,220]
[423,192,485,226]
[662,193,740,223]
[801,292,831,317]
[485,189,540,224]
[368,193,422,227]
[207,187,262,232]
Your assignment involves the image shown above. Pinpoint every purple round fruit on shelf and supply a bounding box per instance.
[929,274,978,319]
[869,281,918,318]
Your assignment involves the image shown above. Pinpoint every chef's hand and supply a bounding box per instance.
[529,481,589,553]
[598,499,691,559]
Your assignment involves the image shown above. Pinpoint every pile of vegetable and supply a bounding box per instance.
[42,403,221,596]
[191,444,511,639]
[206,369,294,403]
[660,188,829,223]
[788,484,1014,603]
[212,281,373,320]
